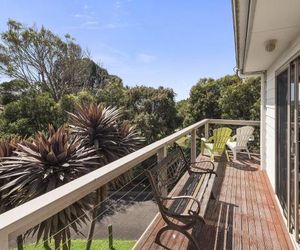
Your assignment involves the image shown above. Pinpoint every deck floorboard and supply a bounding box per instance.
[133,153,294,250]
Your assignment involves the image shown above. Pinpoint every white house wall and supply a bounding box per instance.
[264,32,300,190]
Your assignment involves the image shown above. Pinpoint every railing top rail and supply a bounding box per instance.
[208,119,260,126]
[0,118,260,240]
[0,119,210,237]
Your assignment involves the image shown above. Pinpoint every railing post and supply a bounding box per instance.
[157,146,168,196]
[191,129,197,163]
[205,122,209,139]
[157,145,167,162]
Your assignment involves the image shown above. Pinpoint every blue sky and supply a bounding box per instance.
[0,0,235,100]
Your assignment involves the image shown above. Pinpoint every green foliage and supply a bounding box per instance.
[96,79,126,108]
[176,99,191,128]
[77,90,96,104]
[58,93,79,114]
[187,75,260,125]
[219,77,260,120]
[188,78,222,124]
[0,91,59,137]
[0,90,97,137]
[0,79,29,105]
[58,91,95,120]
[124,86,179,143]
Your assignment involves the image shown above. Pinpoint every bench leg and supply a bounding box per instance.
[210,191,216,200]
[155,224,201,250]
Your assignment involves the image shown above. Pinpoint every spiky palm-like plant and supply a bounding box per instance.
[0,126,101,249]
[68,104,144,182]
[0,137,18,160]
[69,105,126,159]
[68,103,143,250]
[0,136,20,213]
[0,137,23,249]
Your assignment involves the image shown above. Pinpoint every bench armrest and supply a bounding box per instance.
[161,195,201,215]
[190,161,217,175]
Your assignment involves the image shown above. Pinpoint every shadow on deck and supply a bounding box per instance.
[133,153,293,250]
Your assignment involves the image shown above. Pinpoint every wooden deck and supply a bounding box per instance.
[134,153,294,250]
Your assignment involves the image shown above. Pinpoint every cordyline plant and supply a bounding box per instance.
[0,126,101,250]
[68,103,144,250]
[0,137,23,249]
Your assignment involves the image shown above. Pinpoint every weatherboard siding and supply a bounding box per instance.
[264,33,300,191]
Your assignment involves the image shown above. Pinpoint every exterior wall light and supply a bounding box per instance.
[265,39,277,52]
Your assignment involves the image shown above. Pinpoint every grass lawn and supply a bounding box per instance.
[22,239,136,250]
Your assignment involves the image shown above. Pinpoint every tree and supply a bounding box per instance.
[187,78,222,124]
[124,86,179,143]
[0,20,91,100]
[0,20,125,101]
[0,126,100,249]
[186,75,245,125]
[68,103,143,250]
[176,99,191,128]
[219,77,260,120]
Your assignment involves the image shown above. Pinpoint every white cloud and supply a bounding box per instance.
[84,21,99,25]
[115,0,122,9]
[84,4,89,10]
[136,53,157,63]
[72,14,93,19]
[103,23,117,29]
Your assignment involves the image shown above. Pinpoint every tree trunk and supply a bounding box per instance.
[16,235,23,250]
[86,186,106,250]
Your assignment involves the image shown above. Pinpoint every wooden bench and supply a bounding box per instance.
[145,144,217,249]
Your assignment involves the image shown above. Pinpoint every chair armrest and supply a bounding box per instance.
[229,135,237,142]
[161,195,201,215]
[201,136,214,143]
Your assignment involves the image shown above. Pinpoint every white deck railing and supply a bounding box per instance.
[0,119,260,249]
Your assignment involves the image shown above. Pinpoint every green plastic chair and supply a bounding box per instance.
[201,127,232,161]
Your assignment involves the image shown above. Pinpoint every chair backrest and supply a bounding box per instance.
[146,147,187,208]
[212,127,232,153]
[236,126,255,147]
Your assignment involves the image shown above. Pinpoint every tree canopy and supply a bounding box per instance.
[124,86,179,143]
[183,75,260,126]
[0,20,120,101]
